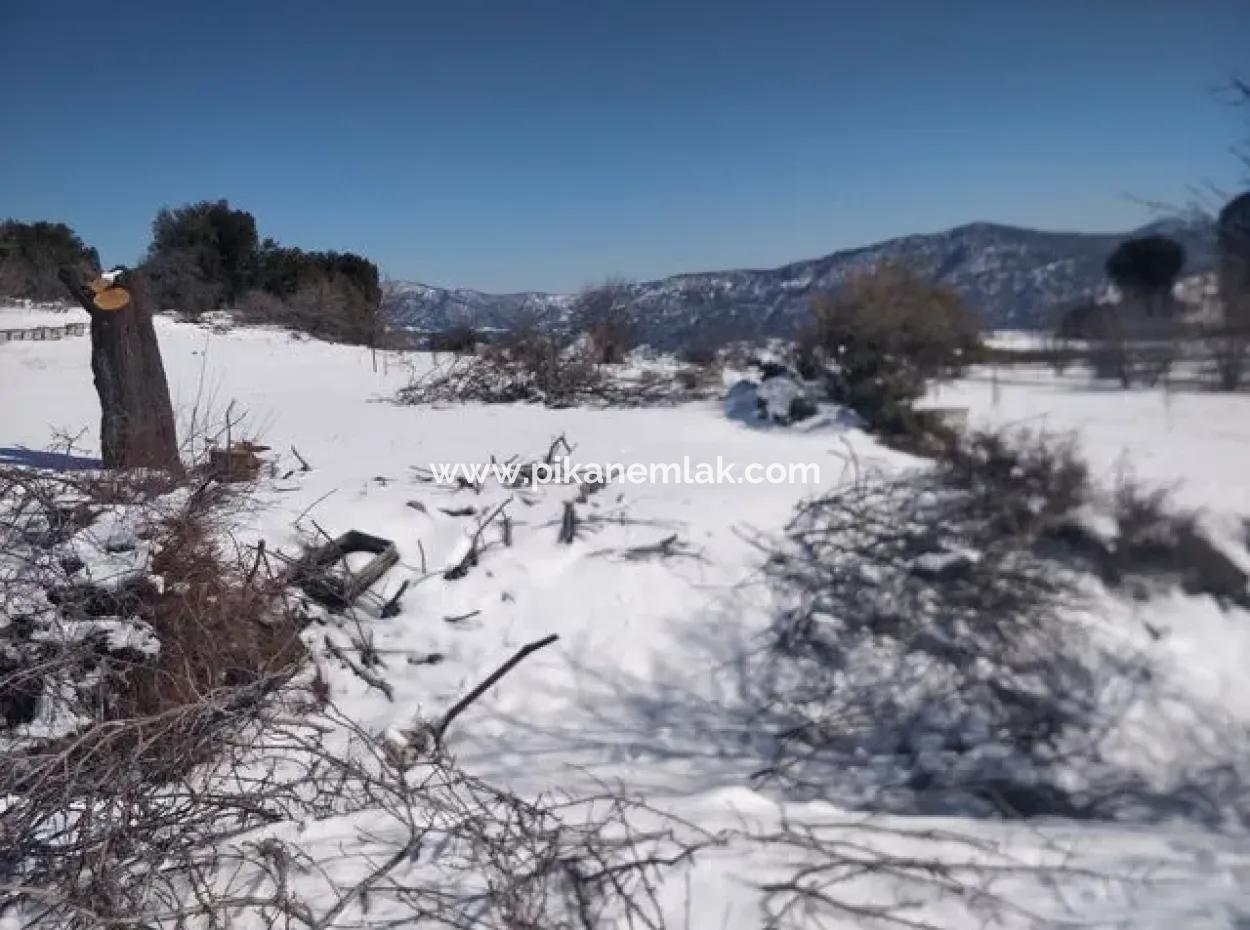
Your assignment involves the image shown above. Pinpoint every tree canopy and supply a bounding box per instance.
[1105,235,1186,296]
[0,220,99,302]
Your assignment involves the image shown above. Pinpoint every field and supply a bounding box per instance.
[3,309,1250,928]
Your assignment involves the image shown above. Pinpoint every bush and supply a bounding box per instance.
[426,323,481,354]
[940,428,1091,529]
[677,343,718,367]
[241,269,384,346]
[397,319,706,408]
[255,242,381,309]
[569,280,637,364]
[1054,297,1111,341]
[758,429,1250,822]
[800,262,981,436]
[238,246,384,346]
[480,324,602,403]
[0,220,99,302]
[0,464,303,781]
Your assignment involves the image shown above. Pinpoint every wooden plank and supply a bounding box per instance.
[296,530,399,608]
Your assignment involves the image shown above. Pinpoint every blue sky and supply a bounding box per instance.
[1,1,1246,292]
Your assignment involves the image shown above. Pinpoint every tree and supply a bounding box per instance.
[59,264,181,472]
[569,279,637,364]
[1101,235,1186,386]
[1054,297,1114,341]
[1231,77,1249,180]
[802,262,981,435]
[1105,235,1186,317]
[144,200,259,312]
[1215,191,1250,388]
[142,247,224,316]
[0,221,99,302]
[243,244,384,346]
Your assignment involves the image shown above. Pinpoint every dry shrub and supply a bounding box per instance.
[119,515,304,718]
[77,467,186,506]
[939,428,1091,528]
[398,322,608,407]
[799,262,981,439]
[760,458,1107,818]
[427,323,481,354]
[758,429,1250,823]
[677,342,719,367]
[239,272,385,346]
[2,465,305,790]
[570,280,638,364]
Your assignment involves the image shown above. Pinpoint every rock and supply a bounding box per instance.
[756,377,807,422]
[724,379,765,425]
[726,376,822,427]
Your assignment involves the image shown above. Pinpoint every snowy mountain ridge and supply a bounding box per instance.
[386,216,1217,347]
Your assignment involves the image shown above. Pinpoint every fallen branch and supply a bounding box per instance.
[433,634,559,746]
[557,501,577,544]
[290,445,313,472]
[324,636,394,702]
[380,580,410,619]
[444,498,512,581]
[589,533,705,563]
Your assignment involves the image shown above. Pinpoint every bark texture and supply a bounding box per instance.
[61,267,182,472]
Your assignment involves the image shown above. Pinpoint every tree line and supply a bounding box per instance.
[0,200,383,346]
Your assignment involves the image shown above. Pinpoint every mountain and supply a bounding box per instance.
[385,217,1217,348]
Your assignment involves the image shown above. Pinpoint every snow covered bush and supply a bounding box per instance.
[0,465,304,775]
[398,327,604,406]
[398,324,708,409]
[757,429,1250,825]
[760,466,1105,818]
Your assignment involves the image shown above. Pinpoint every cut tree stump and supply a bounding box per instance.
[60,266,181,473]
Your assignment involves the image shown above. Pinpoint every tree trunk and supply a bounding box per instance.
[61,267,182,472]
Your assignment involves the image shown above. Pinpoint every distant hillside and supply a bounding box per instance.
[385,216,1217,348]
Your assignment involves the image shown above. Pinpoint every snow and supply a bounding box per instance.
[928,364,1250,518]
[0,303,79,331]
[4,310,1250,926]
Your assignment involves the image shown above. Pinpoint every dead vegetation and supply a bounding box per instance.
[2,425,1234,927]
[753,428,1250,824]
[397,323,715,409]
[0,456,708,928]
[0,463,306,789]
[797,262,981,440]
[4,687,704,928]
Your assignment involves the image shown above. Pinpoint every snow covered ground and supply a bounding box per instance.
[0,303,79,331]
[4,308,1250,927]
[929,364,1250,519]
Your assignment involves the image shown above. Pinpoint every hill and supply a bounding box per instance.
[386,216,1217,346]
